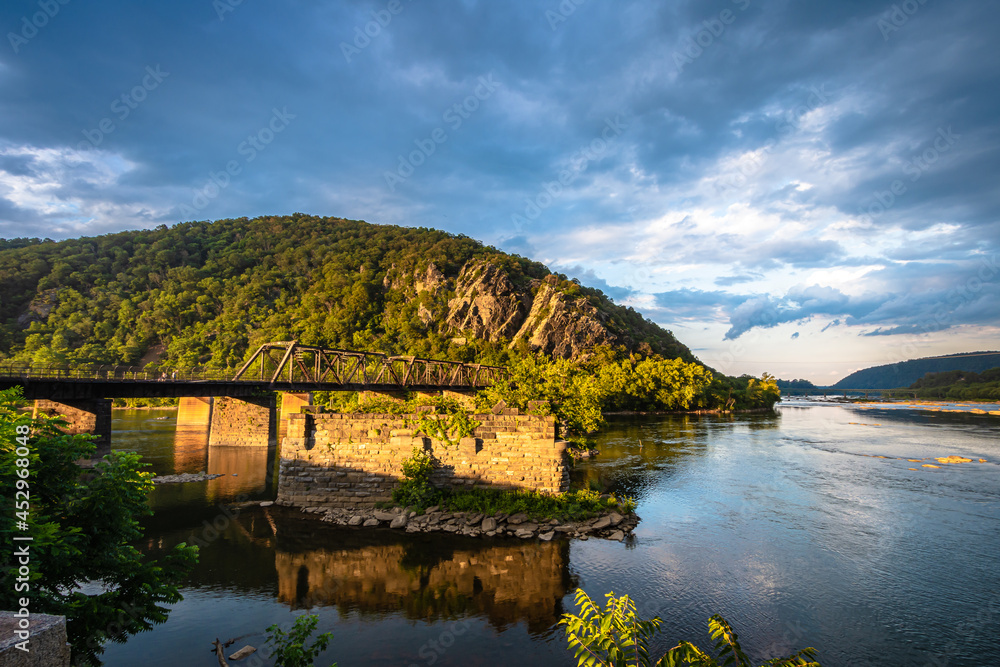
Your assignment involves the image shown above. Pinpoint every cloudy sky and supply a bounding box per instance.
[1,0,998,383]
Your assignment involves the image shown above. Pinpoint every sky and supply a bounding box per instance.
[1,0,998,384]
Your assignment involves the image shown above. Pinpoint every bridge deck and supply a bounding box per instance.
[0,373,496,400]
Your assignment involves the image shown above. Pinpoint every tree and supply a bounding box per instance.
[0,387,198,665]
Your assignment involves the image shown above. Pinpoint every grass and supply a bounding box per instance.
[401,487,635,522]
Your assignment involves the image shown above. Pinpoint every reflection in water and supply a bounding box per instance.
[573,412,783,500]
[274,520,576,634]
[100,405,1000,667]
[172,426,210,472]
[110,409,276,514]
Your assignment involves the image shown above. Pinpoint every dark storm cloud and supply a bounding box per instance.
[0,0,997,343]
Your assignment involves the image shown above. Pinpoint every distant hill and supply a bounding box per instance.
[830,352,1000,390]
[776,378,817,391]
[908,367,1000,400]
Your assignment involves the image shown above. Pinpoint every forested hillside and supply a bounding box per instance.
[831,352,1000,389]
[0,214,692,369]
[909,367,1000,400]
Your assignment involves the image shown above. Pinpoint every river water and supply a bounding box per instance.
[98,402,1000,667]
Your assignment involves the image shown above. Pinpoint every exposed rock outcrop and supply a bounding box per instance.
[446,261,531,342]
[381,256,692,362]
[510,277,618,359]
[415,263,446,294]
[16,288,60,327]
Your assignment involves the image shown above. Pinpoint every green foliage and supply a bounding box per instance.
[0,215,695,370]
[264,614,336,667]
[592,354,714,411]
[110,397,179,408]
[477,353,605,437]
[389,449,631,519]
[439,487,630,522]
[906,366,1000,400]
[831,351,1000,390]
[561,590,821,667]
[0,387,198,665]
[703,374,781,412]
[411,410,479,447]
[662,616,819,667]
[392,446,442,508]
[560,590,662,667]
[480,350,779,439]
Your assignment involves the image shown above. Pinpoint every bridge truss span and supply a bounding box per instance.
[233,341,506,390]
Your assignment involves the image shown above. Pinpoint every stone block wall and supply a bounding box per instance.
[0,612,71,667]
[176,396,213,427]
[208,396,277,446]
[277,411,568,509]
[32,399,112,457]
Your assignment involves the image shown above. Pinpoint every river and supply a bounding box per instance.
[98,402,1000,667]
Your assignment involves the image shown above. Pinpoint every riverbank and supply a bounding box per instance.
[279,502,640,541]
[854,400,1000,415]
[604,407,777,416]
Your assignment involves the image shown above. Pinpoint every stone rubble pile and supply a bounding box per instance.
[152,471,224,484]
[288,503,639,542]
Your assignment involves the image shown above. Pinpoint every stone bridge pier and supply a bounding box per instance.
[208,396,278,446]
[32,399,112,458]
[177,397,213,427]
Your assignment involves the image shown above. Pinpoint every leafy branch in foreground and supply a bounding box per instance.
[0,387,198,666]
[560,590,820,667]
[264,614,336,667]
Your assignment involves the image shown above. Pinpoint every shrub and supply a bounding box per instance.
[560,590,821,667]
[264,614,336,667]
[392,446,441,508]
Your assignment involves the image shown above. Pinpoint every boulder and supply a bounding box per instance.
[373,510,398,522]
[363,518,379,527]
[539,531,555,541]
[592,515,612,531]
[508,513,528,525]
[609,530,625,542]
[348,515,363,526]
[481,517,497,532]
[390,515,408,529]
[608,512,623,526]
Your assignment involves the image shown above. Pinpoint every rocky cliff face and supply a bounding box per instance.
[379,256,691,361]
[392,259,626,359]
[446,261,531,342]
[509,277,617,358]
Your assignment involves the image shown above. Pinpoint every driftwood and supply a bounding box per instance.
[213,639,230,667]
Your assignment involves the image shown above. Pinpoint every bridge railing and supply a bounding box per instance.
[0,352,510,388]
[0,362,236,383]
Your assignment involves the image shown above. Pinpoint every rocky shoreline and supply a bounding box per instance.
[152,471,224,484]
[276,502,640,541]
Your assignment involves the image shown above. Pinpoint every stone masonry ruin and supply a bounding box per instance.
[276,408,569,509]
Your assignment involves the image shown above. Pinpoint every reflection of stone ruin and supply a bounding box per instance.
[275,539,575,633]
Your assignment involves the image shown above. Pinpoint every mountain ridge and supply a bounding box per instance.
[830,351,1000,389]
[0,214,695,370]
